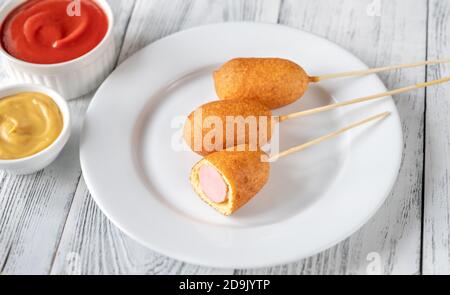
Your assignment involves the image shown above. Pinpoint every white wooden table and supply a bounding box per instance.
[0,0,449,275]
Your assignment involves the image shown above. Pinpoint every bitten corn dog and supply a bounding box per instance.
[214,57,450,109]
[190,112,390,215]
[190,146,269,215]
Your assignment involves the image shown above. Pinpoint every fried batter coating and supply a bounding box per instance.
[214,58,309,109]
[190,146,270,215]
[184,100,274,156]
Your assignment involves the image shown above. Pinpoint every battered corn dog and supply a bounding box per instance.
[214,58,309,109]
[190,112,390,216]
[186,75,450,156]
[184,100,274,156]
[190,145,269,216]
[214,57,450,110]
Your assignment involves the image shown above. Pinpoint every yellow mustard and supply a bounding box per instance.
[0,92,63,160]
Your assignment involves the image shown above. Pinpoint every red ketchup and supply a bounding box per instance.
[1,0,108,64]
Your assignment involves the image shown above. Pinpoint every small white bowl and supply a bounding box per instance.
[0,0,116,100]
[0,84,71,174]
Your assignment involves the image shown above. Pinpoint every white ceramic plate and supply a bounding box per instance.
[80,23,402,268]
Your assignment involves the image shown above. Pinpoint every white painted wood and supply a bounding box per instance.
[423,0,450,275]
[0,0,136,274]
[236,0,427,275]
[118,0,281,62]
[0,0,445,275]
[51,179,231,275]
[50,0,281,275]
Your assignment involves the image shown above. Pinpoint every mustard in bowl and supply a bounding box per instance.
[0,84,70,174]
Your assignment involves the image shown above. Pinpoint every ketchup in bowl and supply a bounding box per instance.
[1,0,108,64]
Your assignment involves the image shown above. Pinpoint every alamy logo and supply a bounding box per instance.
[366,0,381,17]
[171,111,280,161]
[65,252,82,275]
[67,0,81,16]
[366,252,382,275]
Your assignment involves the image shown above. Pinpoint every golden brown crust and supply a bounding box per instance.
[190,146,270,215]
[213,58,309,109]
[183,100,273,156]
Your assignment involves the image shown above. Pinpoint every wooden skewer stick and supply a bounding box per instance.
[309,57,450,82]
[270,112,390,161]
[278,76,450,123]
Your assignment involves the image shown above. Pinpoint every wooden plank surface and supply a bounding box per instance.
[0,0,136,274]
[50,0,281,275]
[0,0,446,275]
[423,0,450,275]
[237,0,427,275]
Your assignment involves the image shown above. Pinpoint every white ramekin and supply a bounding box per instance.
[0,84,71,174]
[0,0,116,100]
